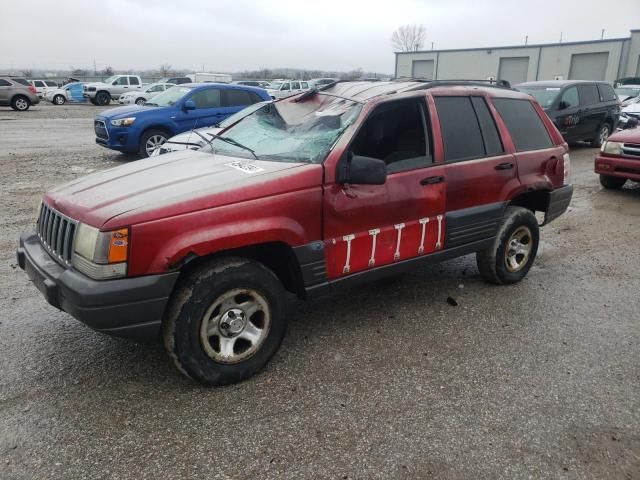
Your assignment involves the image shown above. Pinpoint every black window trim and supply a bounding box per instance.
[434,95,507,165]
[338,95,435,176]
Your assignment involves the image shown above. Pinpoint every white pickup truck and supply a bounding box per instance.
[83,74,144,105]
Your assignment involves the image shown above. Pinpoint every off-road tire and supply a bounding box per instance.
[95,91,111,106]
[476,206,539,285]
[53,94,66,105]
[162,257,288,385]
[11,95,30,111]
[138,129,169,157]
[590,123,610,148]
[599,174,626,189]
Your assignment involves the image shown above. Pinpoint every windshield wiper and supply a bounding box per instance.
[207,133,259,160]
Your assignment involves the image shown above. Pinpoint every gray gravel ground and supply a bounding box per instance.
[0,103,638,480]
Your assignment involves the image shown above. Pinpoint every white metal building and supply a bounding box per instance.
[395,29,640,85]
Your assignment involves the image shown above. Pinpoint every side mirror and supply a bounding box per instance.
[558,101,569,110]
[338,154,387,185]
[183,100,196,111]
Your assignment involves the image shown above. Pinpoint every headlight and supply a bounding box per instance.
[72,223,129,279]
[601,141,622,155]
[110,117,136,127]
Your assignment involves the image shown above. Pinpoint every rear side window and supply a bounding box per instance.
[578,84,600,105]
[13,78,29,86]
[435,96,503,161]
[129,77,140,85]
[45,81,58,87]
[222,89,256,107]
[0,79,11,86]
[493,98,553,152]
[597,83,616,102]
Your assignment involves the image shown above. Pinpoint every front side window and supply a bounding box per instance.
[493,98,553,152]
[349,98,431,173]
[578,84,600,105]
[560,87,579,109]
[113,77,128,86]
[202,99,362,164]
[281,83,290,91]
[189,89,221,108]
[291,81,300,89]
[435,96,485,162]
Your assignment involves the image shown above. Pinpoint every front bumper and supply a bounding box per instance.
[17,231,179,342]
[595,154,640,182]
[542,184,573,225]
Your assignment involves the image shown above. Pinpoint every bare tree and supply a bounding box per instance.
[102,66,114,76]
[21,69,33,78]
[391,24,426,52]
[159,63,173,77]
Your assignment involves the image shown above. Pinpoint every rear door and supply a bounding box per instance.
[577,83,605,139]
[434,95,520,249]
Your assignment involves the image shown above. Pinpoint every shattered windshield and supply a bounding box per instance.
[202,98,362,164]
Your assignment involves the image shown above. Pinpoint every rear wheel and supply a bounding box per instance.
[53,94,66,105]
[599,174,626,189]
[11,95,30,111]
[163,257,288,385]
[590,123,610,148]
[95,91,111,106]
[139,129,168,157]
[476,206,539,285]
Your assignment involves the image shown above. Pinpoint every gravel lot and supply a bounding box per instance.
[0,103,638,480]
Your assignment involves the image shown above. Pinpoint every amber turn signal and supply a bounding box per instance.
[108,228,129,263]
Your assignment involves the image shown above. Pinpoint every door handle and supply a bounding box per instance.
[420,175,444,185]
[495,162,514,170]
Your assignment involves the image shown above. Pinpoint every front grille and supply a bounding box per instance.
[36,203,78,266]
[94,120,109,140]
[622,143,640,157]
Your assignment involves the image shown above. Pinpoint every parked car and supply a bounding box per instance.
[266,80,311,99]
[516,80,620,147]
[0,76,39,111]
[83,75,144,105]
[234,80,270,88]
[18,80,572,385]
[187,73,232,83]
[44,82,85,105]
[311,78,338,88]
[159,76,191,85]
[595,128,640,188]
[94,83,271,157]
[616,112,640,131]
[29,79,59,98]
[151,100,271,156]
[118,82,175,105]
[614,84,640,105]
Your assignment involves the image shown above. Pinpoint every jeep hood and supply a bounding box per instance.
[44,150,320,229]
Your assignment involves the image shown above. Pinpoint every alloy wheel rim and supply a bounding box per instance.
[55,96,64,104]
[145,135,166,156]
[199,288,271,364]
[136,99,145,106]
[504,226,532,273]
[600,125,609,144]
[16,98,28,110]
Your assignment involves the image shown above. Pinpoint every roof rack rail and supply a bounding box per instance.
[400,78,513,91]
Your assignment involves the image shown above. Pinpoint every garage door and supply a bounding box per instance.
[412,60,434,80]
[569,52,609,80]
[498,57,529,85]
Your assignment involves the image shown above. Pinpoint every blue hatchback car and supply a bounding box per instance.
[94,83,271,157]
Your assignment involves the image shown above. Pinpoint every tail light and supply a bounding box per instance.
[28,85,37,94]
[562,153,571,185]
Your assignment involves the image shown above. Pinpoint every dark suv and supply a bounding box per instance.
[0,76,40,111]
[516,80,620,147]
[18,80,572,385]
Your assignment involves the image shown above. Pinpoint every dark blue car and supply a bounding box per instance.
[94,83,271,157]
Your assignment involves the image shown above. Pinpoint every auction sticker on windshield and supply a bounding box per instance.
[225,161,265,174]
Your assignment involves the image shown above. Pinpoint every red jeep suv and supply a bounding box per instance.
[17,80,573,385]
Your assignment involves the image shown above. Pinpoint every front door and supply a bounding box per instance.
[554,85,582,141]
[175,88,223,130]
[323,97,446,279]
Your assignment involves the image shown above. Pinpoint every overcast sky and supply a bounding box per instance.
[2,0,639,74]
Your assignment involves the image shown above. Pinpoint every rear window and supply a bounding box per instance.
[578,84,600,105]
[597,83,617,102]
[493,98,553,152]
[13,78,29,86]
[435,97,485,161]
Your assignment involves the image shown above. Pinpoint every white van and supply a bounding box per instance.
[188,73,232,83]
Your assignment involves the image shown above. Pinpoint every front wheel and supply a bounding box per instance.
[476,206,539,285]
[95,91,110,106]
[135,97,146,106]
[139,129,168,157]
[53,94,66,105]
[590,123,610,148]
[163,257,288,385]
[599,174,626,189]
